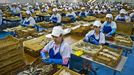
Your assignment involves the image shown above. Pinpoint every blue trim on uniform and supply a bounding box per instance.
[51,17,58,23]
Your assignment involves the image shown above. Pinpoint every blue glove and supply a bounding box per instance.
[108,29,116,36]
[43,58,63,64]
[50,59,63,64]
[42,58,53,63]
[40,51,46,60]
[89,37,99,45]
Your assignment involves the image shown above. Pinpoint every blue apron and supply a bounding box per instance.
[75,12,80,16]
[49,47,69,66]
[89,10,93,14]
[117,17,125,21]
[22,20,30,27]
[14,13,20,17]
[88,32,100,44]
[88,11,94,16]
[24,21,30,25]
[103,22,112,34]
[68,15,75,21]
[51,17,58,23]
[80,12,86,17]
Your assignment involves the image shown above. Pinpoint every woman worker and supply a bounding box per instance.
[83,20,105,45]
[21,11,36,27]
[101,14,117,37]
[40,26,71,67]
[115,9,130,22]
[49,8,61,25]
[66,7,77,22]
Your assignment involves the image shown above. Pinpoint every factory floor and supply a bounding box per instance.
[1,31,134,75]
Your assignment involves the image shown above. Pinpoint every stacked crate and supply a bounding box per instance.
[0,36,25,75]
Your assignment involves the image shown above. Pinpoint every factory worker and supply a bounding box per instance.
[0,9,3,25]
[79,7,88,18]
[35,2,40,10]
[93,6,99,14]
[66,7,77,22]
[10,3,21,17]
[102,14,117,37]
[22,11,36,27]
[50,8,61,24]
[40,26,72,67]
[83,21,105,45]
[41,4,49,12]
[100,7,107,14]
[27,5,35,13]
[115,9,130,22]
[129,10,134,22]
[88,6,94,16]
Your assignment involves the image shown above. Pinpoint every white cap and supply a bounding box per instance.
[93,21,102,27]
[51,26,64,37]
[42,5,45,7]
[26,11,31,15]
[53,5,56,7]
[120,9,126,14]
[81,7,85,10]
[95,6,98,9]
[12,3,17,5]
[26,3,29,6]
[68,7,72,10]
[106,14,113,19]
[36,2,39,5]
[102,6,105,8]
[90,6,93,9]
[52,8,57,12]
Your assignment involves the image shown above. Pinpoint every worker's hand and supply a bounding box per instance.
[106,34,112,37]
[43,58,52,64]
[89,37,95,41]
[41,57,47,60]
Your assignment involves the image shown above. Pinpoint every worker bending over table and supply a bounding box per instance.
[40,26,71,67]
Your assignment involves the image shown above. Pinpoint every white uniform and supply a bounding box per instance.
[11,7,20,14]
[115,15,131,22]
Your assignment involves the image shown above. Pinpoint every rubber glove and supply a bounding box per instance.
[50,59,63,64]
[107,29,116,36]
[43,58,63,64]
[42,58,53,63]
[89,37,99,45]
[40,51,46,60]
